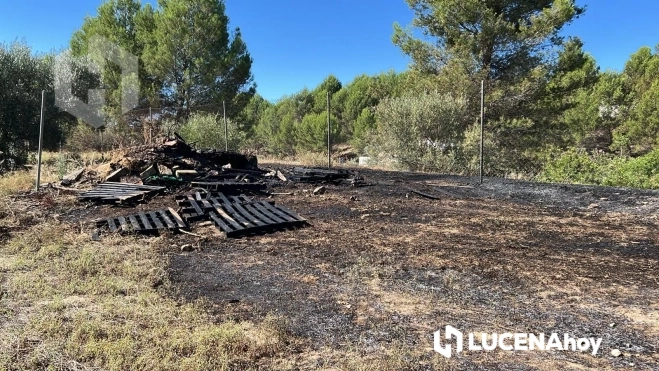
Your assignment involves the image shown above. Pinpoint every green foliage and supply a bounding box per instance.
[541,149,659,189]
[541,149,601,184]
[248,71,408,157]
[351,108,377,153]
[70,0,255,123]
[373,92,468,171]
[0,42,75,167]
[295,112,339,153]
[393,0,583,82]
[179,113,246,151]
[70,0,157,116]
[600,151,659,189]
[143,0,255,119]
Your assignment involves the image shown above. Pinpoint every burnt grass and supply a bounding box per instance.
[74,168,659,369]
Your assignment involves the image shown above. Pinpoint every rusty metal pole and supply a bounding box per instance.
[327,90,331,168]
[479,80,485,184]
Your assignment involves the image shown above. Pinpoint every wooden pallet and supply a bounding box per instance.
[208,200,308,237]
[79,182,165,203]
[96,207,187,233]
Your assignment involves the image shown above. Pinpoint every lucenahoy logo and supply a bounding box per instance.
[434,325,602,358]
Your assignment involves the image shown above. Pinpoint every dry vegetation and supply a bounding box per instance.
[0,191,298,370]
[0,158,657,370]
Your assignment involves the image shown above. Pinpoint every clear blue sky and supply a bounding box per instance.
[1,0,659,101]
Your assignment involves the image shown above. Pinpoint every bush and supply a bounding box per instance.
[179,113,247,151]
[600,150,659,188]
[372,92,468,172]
[541,148,659,189]
[540,149,601,185]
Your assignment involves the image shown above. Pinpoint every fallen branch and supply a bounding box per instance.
[270,192,294,196]
[179,229,204,238]
[51,185,85,193]
[407,188,441,200]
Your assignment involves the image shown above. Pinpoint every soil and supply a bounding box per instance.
[50,167,659,369]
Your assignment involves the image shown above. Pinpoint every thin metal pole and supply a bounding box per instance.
[223,101,228,151]
[149,107,153,144]
[327,91,331,168]
[479,80,485,184]
[36,90,45,192]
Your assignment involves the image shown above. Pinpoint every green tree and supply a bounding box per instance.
[70,0,158,117]
[394,0,584,81]
[143,0,255,120]
[295,112,340,153]
[393,0,586,175]
[614,45,659,154]
[0,42,75,167]
[238,94,271,134]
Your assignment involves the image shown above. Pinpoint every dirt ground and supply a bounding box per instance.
[22,166,659,369]
[159,167,657,370]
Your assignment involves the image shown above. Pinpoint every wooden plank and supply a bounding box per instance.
[138,211,153,230]
[209,211,236,235]
[269,203,307,222]
[252,202,287,224]
[96,182,164,190]
[107,218,118,233]
[407,188,441,200]
[217,193,232,206]
[243,203,277,224]
[231,202,265,226]
[260,202,298,222]
[148,211,165,230]
[128,215,142,231]
[200,200,213,209]
[118,216,129,231]
[212,205,245,231]
[158,210,176,229]
[195,191,203,201]
[167,208,187,228]
[189,199,204,216]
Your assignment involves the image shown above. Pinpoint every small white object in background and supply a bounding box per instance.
[358,157,371,166]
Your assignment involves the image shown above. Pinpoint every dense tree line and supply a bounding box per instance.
[2,0,659,187]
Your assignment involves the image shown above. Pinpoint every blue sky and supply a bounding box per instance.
[1,0,659,101]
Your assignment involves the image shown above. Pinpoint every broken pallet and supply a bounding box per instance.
[96,207,187,234]
[79,182,165,204]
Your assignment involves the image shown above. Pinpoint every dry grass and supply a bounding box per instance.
[0,171,34,198]
[0,216,299,370]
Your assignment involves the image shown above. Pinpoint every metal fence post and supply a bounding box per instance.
[35,90,45,192]
[479,80,485,184]
[327,91,331,168]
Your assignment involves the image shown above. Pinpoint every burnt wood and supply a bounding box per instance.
[97,209,187,234]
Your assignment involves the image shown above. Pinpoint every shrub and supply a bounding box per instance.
[372,92,468,172]
[179,113,247,151]
[541,149,601,185]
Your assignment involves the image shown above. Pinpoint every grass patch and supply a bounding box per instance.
[0,222,298,370]
[0,171,34,198]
